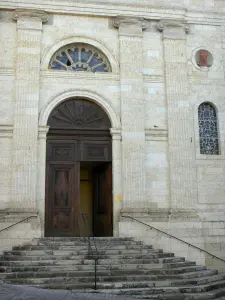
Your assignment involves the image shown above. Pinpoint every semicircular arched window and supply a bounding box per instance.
[198,102,219,155]
[49,43,111,72]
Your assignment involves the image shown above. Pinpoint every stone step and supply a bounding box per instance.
[3,249,163,256]
[133,295,184,300]
[37,237,134,242]
[0,264,207,274]
[173,274,225,286]
[77,291,184,300]
[170,269,218,279]
[36,239,142,244]
[1,269,216,281]
[52,286,183,294]
[0,257,186,267]
[12,244,153,251]
[2,254,178,263]
[0,261,195,271]
[67,284,225,296]
[4,280,158,289]
[6,274,225,287]
[179,280,225,293]
[0,262,182,272]
[183,287,225,299]
[2,252,176,261]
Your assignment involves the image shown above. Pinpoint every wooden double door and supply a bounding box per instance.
[45,98,113,237]
[45,138,113,237]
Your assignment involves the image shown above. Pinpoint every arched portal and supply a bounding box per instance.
[45,98,113,237]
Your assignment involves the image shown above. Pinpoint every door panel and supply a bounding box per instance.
[80,141,112,161]
[45,163,80,237]
[93,163,113,237]
[47,141,78,162]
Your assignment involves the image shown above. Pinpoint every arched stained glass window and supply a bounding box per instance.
[49,43,111,72]
[198,102,219,155]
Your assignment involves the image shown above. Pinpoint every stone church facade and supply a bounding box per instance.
[1,0,225,270]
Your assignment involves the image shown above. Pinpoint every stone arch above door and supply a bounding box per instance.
[39,89,121,129]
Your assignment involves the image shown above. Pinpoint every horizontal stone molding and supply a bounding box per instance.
[145,128,168,141]
[0,125,13,138]
[188,77,225,86]
[0,211,39,223]
[143,75,164,83]
[0,2,224,26]
[12,9,48,22]
[40,70,120,81]
[121,209,199,221]
[0,68,15,77]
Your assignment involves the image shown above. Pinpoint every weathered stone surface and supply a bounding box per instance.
[0,0,225,272]
[1,237,225,299]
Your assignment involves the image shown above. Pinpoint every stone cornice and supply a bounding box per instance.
[157,19,189,39]
[145,128,168,141]
[40,70,120,81]
[157,20,190,33]
[1,2,225,25]
[0,68,15,77]
[113,16,148,36]
[113,16,148,30]
[12,9,48,22]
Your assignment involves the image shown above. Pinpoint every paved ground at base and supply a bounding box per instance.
[0,283,132,300]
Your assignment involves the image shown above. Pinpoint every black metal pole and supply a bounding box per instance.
[94,258,97,290]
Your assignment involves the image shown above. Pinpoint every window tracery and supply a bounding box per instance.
[49,43,111,72]
[198,102,219,155]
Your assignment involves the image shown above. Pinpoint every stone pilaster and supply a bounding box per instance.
[11,10,48,211]
[158,20,197,210]
[110,128,122,236]
[113,16,147,210]
[37,126,49,234]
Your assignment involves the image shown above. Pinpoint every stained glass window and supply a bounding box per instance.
[198,102,219,155]
[49,43,111,72]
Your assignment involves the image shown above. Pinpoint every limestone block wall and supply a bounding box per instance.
[0,11,16,70]
[145,138,169,210]
[0,214,41,252]
[119,219,206,266]
[0,1,225,265]
[39,75,120,118]
[40,14,119,72]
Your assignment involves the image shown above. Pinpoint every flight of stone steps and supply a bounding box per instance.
[1,237,225,299]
